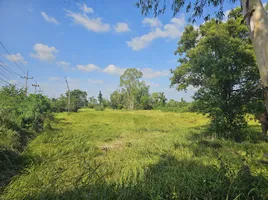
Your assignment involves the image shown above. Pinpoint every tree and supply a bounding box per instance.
[88,96,97,108]
[135,82,151,109]
[170,10,260,140]
[51,95,67,112]
[136,0,268,115]
[69,89,88,112]
[110,90,124,109]
[120,68,144,110]
[98,91,103,106]
[151,92,167,107]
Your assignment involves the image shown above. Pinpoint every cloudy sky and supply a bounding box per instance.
[1,0,264,100]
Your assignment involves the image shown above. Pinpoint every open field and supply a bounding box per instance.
[2,109,268,200]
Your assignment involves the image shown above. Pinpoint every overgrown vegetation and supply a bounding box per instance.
[1,109,268,199]
[0,85,52,192]
[1,3,268,199]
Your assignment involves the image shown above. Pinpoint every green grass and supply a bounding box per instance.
[1,109,268,199]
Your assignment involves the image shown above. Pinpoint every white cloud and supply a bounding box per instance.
[30,43,58,62]
[142,18,162,27]
[3,53,27,64]
[77,64,100,72]
[56,61,70,71]
[127,17,185,50]
[88,79,103,84]
[9,80,18,84]
[41,12,59,24]
[57,61,70,66]
[114,22,130,33]
[79,4,94,13]
[103,64,126,75]
[65,10,110,32]
[145,81,159,87]
[140,68,170,78]
[49,77,59,81]
[223,9,231,22]
[102,65,169,78]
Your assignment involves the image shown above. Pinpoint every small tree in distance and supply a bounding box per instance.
[98,91,103,106]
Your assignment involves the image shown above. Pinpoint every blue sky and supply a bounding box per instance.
[1,0,265,101]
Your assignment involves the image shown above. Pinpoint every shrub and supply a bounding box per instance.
[94,106,105,111]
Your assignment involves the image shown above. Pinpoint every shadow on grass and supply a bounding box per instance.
[187,123,266,143]
[0,119,60,194]
[0,149,28,194]
[11,155,268,200]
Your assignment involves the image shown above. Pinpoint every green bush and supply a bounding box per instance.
[94,106,105,111]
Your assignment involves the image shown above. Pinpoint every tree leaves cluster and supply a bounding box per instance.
[170,8,263,140]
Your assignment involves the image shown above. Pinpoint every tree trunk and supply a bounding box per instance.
[241,0,268,115]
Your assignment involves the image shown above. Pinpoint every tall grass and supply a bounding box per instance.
[1,109,268,199]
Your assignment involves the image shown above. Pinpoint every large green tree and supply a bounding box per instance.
[120,68,147,110]
[69,89,88,112]
[137,0,268,115]
[170,9,261,140]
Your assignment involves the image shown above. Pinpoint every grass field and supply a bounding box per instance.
[2,109,268,199]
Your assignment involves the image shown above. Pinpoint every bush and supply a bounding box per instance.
[94,106,105,111]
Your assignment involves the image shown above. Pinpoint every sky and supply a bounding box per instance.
[0,0,266,101]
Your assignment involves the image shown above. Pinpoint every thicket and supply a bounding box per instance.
[0,85,53,191]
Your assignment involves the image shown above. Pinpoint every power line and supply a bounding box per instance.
[0,41,26,74]
[0,60,24,77]
[0,63,20,79]
[0,77,11,85]
[0,66,24,87]
[0,71,13,83]
[0,63,24,85]
[0,71,23,87]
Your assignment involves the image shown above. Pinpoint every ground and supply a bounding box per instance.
[1,109,268,199]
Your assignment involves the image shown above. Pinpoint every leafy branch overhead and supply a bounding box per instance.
[135,0,236,22]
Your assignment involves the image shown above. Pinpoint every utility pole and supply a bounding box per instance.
[20,70,33,95]
[65,77,70,113]
[32,80,39,94]
[38,88,43,94]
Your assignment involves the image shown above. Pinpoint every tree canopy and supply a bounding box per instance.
[170,8,262,140]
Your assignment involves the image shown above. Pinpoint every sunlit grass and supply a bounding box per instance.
[2,109,268,199]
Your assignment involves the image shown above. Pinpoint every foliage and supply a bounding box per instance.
[88,96,98,108]
[98,90,103,106]
[120,68,148,110]
[2,109,267,199]
[136,0,242,22]
[50,95,67,112]
[69,89,88,112]
[0,85,53,192]
[94,105,106,111]
[170,9,261,140]
[110,90,124,109]
[151,92,167,107]
[156,99,193,112]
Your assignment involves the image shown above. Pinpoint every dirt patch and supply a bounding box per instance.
[100,141,124,152]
